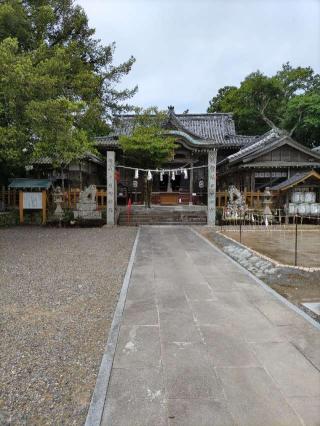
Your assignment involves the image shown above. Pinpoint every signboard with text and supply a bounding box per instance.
[23,192,42,209]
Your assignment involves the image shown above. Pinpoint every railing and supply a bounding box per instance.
[0,187,108,210]
[216,190,266,208]
[0,187,268,210]
[0,188,19,208]
[47,189,107,210]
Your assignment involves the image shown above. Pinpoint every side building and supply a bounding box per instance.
[218,128,320,192]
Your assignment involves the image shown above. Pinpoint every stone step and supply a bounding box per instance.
[119,215,206,218]
[119,221,207,226]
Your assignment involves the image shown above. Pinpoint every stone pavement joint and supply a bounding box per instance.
[99,227,320,426]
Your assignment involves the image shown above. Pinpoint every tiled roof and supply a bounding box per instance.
[226,128,285,163]
[31,152,103,165]
[94,136,119,147]
[175,113,235,139]
[105,109,257,148]
[271,170,320,191]
[240,161,320,168]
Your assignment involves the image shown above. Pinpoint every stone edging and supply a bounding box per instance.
[190,227,320,331]
[85,228,140,426]
[216,230,320,272]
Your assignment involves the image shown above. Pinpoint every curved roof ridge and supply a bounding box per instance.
[227,128,283,162]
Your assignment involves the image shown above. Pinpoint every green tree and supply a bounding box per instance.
[282,93,320,147]
[207,63,320,147]
[207,86,237,113]
[0,0,137,183]
[119,108,177,207]
[27,97,93,188]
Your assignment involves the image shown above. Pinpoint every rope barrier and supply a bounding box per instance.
[116,164,207,172]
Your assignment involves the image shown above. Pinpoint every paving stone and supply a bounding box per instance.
[288,397,320,426]
[190,300,270,329]
[213,291,249,308]
[107,367,165,401]
[250,341,320,397]
[113,325,161,369]
[190,300,235,325]
[255,300,308,327]
[160,319,201,343]
[102,398,167,426]
[122,298,158,325]
[201,275,239,291]
[291,333,320,370]
[126,281,156,300]
[155,280,188,301]
[182,282,217,300]
[162,342,223,399]
[237,323,294,343]
[157,294,190,313]
[130,264,154,280]
[154,267,189,281]
[167,398,235,426]
[217,367,301,426]
[201,325,260,367]
[241,285,273,303]
[159,306,201,343]
[101,227,319,425]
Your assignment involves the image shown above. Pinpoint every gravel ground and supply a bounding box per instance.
[0,226,137,425]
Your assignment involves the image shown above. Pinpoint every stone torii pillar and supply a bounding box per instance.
[106,151,115,225]
[207,149,217,226]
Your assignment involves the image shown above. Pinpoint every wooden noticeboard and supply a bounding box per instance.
[19,190,47,224]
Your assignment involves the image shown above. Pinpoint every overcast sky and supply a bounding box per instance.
[77,0,320,113]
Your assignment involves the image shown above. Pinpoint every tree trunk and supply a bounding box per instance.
[143,173,147,207]
[147,180,152,208]
[61,167,65,193]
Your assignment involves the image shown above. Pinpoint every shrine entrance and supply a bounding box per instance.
[106,146,217,226]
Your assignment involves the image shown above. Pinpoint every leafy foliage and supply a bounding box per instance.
[0,0,137,182]
[207,63,320,147]
[119,107,177,207]
[119,107,177,169]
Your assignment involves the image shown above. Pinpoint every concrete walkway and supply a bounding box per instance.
[101,227,320,426]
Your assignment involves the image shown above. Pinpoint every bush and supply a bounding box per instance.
[63,209,74,223]
[0,210,19,227]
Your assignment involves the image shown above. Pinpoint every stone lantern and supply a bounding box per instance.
[53,186,64,219]
[263,187,273,220]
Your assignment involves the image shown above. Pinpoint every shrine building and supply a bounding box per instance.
[95,106,320,224]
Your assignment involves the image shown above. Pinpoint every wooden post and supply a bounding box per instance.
[19,191,24,224]
[42,190,47,224]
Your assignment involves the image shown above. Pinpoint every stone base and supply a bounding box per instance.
[74,210,102,220]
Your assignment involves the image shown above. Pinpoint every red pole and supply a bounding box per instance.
[127,198,132,225]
